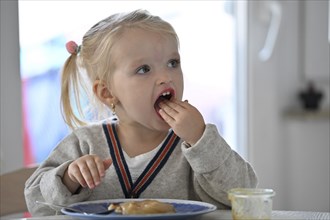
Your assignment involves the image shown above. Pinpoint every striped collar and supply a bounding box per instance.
[102,122,180,198]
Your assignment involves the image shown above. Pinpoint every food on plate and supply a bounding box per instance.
[108,199,175,215]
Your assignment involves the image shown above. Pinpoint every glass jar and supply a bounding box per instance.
[228,188,275,220]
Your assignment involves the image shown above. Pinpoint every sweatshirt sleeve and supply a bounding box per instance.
[24,132,92,216]
[181,124,258,208]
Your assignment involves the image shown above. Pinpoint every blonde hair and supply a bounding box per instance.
[60,9,179,129]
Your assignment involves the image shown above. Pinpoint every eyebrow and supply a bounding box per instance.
[129,51,180,67]
[170,52,181,58]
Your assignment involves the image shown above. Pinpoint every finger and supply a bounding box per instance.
[79,162,95,189]
[103,158,113,170]
[69,164,87,187]
[95,157,106,178]
[174,99,191,108]
[166,99,189,111]
[86,159,101,187]
[159,101,180,117]
[159,109,175,125]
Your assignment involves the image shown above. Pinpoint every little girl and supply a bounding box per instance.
[25,9,257,216]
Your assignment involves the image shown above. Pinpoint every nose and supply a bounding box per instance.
[156,69,172,85]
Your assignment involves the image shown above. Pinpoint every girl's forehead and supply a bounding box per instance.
[112,28,178,57]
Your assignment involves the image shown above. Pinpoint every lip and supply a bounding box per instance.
[154,87,176,116]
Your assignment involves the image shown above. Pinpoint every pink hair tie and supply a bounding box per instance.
[66,41,80,55]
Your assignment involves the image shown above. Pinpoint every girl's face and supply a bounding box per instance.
[110,28,184,131]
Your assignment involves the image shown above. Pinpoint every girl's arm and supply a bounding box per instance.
[24,132,91,216]
[182,124,258,208]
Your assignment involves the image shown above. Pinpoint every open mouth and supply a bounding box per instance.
[154,89,175,114]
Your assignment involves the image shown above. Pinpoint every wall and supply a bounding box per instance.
[248,1,329,212]
[0,0,24,174]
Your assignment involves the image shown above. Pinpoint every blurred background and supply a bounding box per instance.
[1,0,329,212]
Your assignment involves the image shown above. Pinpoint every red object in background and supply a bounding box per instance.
[23,212,32,217]
[22,79,35,166]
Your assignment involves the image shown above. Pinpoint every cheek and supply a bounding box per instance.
[115,82,149,108]
[111,74,134,101]
[174,73,184,99]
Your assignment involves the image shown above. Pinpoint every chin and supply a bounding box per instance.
[154,120,171,131]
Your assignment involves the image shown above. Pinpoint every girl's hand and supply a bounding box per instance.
[159,98,205,146]
[63,155,112,192]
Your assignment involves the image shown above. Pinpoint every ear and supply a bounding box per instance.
[93,80,117,106]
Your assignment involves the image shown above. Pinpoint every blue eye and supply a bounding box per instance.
[136,65,151,74]
[168,59,180,68]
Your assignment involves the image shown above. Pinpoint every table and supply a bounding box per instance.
[15,210,330,220]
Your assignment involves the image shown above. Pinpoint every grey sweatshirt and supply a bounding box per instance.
[24,121,257,216]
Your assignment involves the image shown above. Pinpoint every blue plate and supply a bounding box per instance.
[61,198,217,219]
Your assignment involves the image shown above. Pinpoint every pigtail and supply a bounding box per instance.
[60,42,87,130]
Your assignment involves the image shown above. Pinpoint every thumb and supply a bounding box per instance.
[103,158,112,170]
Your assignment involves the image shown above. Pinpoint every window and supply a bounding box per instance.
[19,1,240,165]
